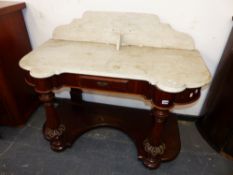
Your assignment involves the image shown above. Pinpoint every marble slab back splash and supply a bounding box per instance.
[53,11,195,50]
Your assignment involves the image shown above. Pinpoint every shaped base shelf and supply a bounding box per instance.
[43,100,181,168]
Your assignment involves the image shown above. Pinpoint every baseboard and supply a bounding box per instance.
[169,113,199,121]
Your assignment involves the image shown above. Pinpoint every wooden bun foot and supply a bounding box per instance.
[143,157,161,169]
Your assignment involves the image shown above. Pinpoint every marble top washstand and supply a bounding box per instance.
[19,11,211,169]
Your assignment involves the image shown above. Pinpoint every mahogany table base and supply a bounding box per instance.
[43,99,181,169]
[24,73,200,169]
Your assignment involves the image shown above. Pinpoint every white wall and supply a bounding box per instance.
[9,0,233,115]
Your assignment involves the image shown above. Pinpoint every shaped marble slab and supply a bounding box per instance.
[20,11,211,92]
[19,40,211,93]
[53,11,195,50]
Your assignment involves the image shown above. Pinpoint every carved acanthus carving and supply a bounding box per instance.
[143,139,166,157]
[44,124,66,140]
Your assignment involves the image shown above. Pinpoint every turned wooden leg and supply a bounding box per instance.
[70,88,83,103]
[39,92,66,151]
[142,107,169,169]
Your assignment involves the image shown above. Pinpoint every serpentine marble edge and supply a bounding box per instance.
[19,11,211,93]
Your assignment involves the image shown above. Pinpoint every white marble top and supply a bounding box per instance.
[19,11,211,93]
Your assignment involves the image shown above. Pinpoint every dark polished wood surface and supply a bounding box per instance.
[24,70,201,169]
[0,1,25,16]
[26,73,201,108]
[197,21,233,159]
[0,2,39,126]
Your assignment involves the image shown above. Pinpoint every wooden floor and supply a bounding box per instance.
[0,106,233,175]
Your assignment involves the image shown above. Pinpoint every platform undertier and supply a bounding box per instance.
[46,100,181,164]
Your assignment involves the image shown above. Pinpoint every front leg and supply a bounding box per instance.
[142,107,169,168]
[39,92,66,151]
